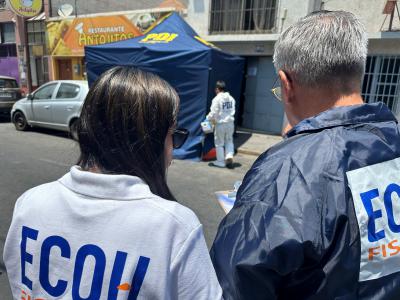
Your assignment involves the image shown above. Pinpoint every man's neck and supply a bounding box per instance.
[332,93,364,108]
[301,90,364,118]
[312,93,364,117]
[288,92,364,126]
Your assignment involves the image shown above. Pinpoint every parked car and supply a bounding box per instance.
[0,76,23,116]
[11,80,89,140]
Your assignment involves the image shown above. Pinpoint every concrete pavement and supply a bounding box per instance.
[235,128,282,156]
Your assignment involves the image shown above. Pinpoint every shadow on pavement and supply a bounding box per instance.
[0,115,71,139]
[227,162,242,169]
[0,115,11,123]
[234,130,252,149]
[27,127,71,139]
[207,162,243,170]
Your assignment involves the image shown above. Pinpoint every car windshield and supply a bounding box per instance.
[0,79,18,88]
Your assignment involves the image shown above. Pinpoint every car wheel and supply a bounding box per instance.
[13,111,28,131]
[70,119,79,141]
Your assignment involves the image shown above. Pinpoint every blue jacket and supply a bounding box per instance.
[211,103,400,300]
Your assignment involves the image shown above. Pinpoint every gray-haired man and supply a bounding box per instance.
[211,10,400,299]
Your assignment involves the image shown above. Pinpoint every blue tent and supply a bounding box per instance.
[85,13,245,159]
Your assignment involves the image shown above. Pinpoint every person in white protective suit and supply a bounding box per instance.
[206,80,235,168]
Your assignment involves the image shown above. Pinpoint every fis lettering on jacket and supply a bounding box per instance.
[347,157,400,282]
[360,184,400,260]
[20,226,150,299]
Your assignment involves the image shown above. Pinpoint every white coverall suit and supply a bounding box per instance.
[207,91,235,166]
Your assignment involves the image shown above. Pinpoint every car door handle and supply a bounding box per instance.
[44,105,50,109]
[67,106,73,110]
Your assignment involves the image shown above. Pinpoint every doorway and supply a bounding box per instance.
[239,56,284,134]
[57,59,72,80]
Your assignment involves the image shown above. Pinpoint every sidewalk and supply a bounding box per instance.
[234,128,282,156]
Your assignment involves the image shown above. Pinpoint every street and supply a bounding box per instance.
[0,119,260,298]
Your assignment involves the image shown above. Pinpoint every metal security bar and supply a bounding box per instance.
[210,0,277,34]
[362,55,400,115]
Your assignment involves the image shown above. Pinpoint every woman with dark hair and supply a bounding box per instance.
[4,67,223,299]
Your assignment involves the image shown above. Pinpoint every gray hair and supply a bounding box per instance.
[273,10,368,89]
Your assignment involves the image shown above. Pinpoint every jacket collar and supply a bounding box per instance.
[58,166,154,200]
[286,102,397,138]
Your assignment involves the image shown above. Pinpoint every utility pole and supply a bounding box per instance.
[6,0,43,93]
[16,15,32,93]
[23,17,32,93]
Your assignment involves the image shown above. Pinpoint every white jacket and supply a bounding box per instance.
[3,166,222,300]
[207,92,235,124]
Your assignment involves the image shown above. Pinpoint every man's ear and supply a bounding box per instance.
[279,70,294,103]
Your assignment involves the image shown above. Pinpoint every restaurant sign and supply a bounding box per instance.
[47,12,168,56]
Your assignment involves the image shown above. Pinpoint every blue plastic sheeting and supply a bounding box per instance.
[85,13,244,159]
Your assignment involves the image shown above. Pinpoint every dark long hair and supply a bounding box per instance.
[77,66,179,201]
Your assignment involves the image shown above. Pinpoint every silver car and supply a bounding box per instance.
[11,80,89,140]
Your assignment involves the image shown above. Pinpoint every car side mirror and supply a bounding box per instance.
[27,93,33,100]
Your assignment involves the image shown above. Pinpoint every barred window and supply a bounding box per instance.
[210,0,277,34]
[362,56,400,115]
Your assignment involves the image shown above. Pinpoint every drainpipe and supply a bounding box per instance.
[47,0,52,17]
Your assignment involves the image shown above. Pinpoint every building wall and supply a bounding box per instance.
[187,0,400,37]
[185,0,209,36]
[322,0,400,33]
[276,0,400,33]
[186,0,312,37]
[0,8,14,22]
[0,9,19,81]
[186,0,400,133]
[242,56,283,134]
[189,0,400,54]
[369,38,400,55]
[49,0,188,17]
[277,0,312,32]
[0,57,18,79]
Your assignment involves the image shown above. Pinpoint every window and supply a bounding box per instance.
[27,21,47,86]
[362,56,400,115]
[27,21,46,45]
[0,44,17,57]
[34,83,57,100]
[0,0,6,9]
[0,23,17,57]
[56,83,80,99]
[1,23,16,43]
[0,78,17,88]
[35,57,49,86]
[210,0,277,34]
[43,58,49,83]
